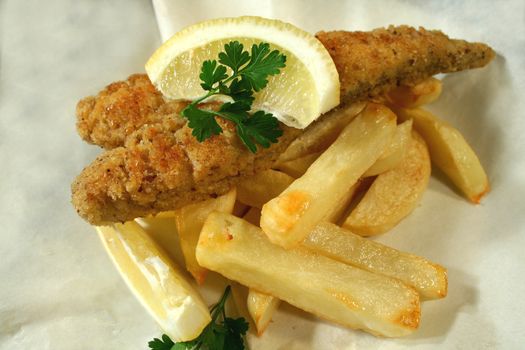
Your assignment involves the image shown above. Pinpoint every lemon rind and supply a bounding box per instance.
[146,16,340,126]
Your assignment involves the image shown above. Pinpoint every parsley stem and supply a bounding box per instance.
[186,70,242,109]
[210,285,232,322]
[181,40,285,152]
[188,90,218,107]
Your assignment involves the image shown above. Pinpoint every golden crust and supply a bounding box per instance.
[72,25,495,224]
[72,119,299,224]
[76,74,188,149]
[316,25,494,104]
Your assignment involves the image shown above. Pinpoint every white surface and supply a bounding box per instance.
[1,0,524,349]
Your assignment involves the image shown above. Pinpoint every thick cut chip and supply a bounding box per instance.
[344,132,431,236]
[395,107,489,203]
[386,78,442,108]
[261,103,396,248]
[277,102,366,162]
[197,212,420,337]
[243,210,282,336]
[237,170,295,209]
[276,152,321,178]
[230,282,255,330]
[97,222,210,342]
[247,289,281,335]
[364,120,413,177]
[303,222,447,300]
[173,188,236,284]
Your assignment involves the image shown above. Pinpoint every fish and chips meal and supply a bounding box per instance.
[72,16,494,348]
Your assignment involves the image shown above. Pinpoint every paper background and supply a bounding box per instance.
[1,0,524,349]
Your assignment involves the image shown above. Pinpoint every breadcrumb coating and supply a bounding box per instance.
[316,25,494,105]
[72,119,299,224]
[72,25,494,224]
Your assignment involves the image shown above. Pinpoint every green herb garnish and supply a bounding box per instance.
[181,41,286,153]
[148,286,249,350]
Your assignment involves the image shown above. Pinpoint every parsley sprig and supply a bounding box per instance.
[181,41,286,153]
[148,286,249,350]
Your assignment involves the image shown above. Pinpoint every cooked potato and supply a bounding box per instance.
[344,132,431,236]
[364,120,412,177]
[172,188,236,284]
[276,152,321,178]
[261,103,397,248]
[303,222,447,300]
[197,213,420,337]
[237,170,295,209]
[230,282,255,329]
[247,289,281,335]
[323,182,360,224]
[277,102,366,163]
[396,108,489,203]
[244,207,285,336]
[148,210,177,218]
[386,78,442,108]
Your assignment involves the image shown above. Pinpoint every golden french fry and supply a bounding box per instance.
[396,108,489,203]
[277,102,366,163]
[237,169,295,209]
[322,182,360,224]
[276,152,321,178]
[303,222,447,300]
[173,188,236,284]
[244,208,282,335]
[386,78,442,108]
[247,289,281,335]
[344,132,431,236]
[230,282,255,330]
[261,103,397,248]
[196,212,420,337]
[364,120,413,177]
[148,210,177,218]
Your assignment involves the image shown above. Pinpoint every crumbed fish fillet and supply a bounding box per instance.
[72,25,494,224]
[77,26,494,150]
[316,25,494,104]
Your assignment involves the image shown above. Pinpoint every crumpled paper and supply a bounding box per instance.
[153,1,525,349]
[1,0,524,349]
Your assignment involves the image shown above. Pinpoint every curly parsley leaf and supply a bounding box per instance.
[184,104,223,142]
[200,60,228,91]
[218,41,250,74]
[237,110,283,152]
[219,101,250,122]
[241,42,286,92]
[147,286,249,350]
[148,334,175,350]
[181,41,286,153]
[228,78,254,105]
[223,317,249,350]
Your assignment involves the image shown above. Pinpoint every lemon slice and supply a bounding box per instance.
[145,16,340,129]
[96,221,211,342]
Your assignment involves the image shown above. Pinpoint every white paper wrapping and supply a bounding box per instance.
[1,0,524,349]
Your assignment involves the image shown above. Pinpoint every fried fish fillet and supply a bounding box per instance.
[316,26,493,105]
[76,74,187,149]
[72,26,494,225]
[77,26,494,150]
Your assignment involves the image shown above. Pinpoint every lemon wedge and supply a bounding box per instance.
[145,16,340,129]
[96,222,211,342]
